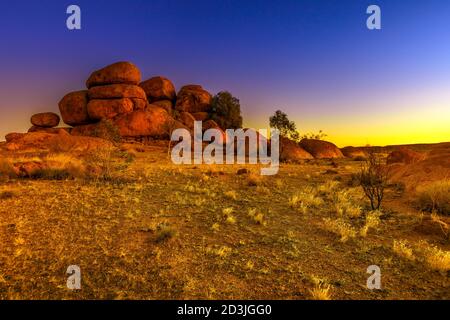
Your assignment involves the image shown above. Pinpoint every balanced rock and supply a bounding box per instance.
[86,62,141,88]
[280,137,313,162]
[140,76,176,102]
[31,112,60,128]
[175,85,212,113]
[88,84,147,100]
[299,139,344,159]
[87,98,134,120]
[58,90,90,126]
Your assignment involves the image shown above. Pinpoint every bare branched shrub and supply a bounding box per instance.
[358,152,389,210]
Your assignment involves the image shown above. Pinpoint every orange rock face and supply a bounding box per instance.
[30,112,60,128]
[28,126,71,134]
[387,147,424,165]
[151,100,173,114]
[299,139,344,159]
[130,98,148,110]
[179,112,196,130]
[4,131,112,153]
[280,137,313,162]
[140,76,176,102]
[113,107,173,138]
[87,98,134,120]
[58,90,90,126]
[340,146,367,159]
[86,61,141,88]
[191,112,209,121]
[175,85,212,113]
[88,84,147,100]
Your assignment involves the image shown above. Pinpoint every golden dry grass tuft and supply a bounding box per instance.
[322,218,357,242]
[417,179,450,215]
[393,240,415,261]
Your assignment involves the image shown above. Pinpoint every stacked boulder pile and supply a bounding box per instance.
[3,61,348,162]
[53,61,223,142]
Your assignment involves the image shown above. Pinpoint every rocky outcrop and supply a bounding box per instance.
[87,99,134,120]
[86,61,141,88]
[299,139,344,159]
[179,112,196,130]
[341,146,367,159]
[58,90,90,126]
[31,112,60,128]
[140,76,176,102]
[113,108,173,138]
[280,137,313,162]
[175,85,212,113]
[88,84,147,100]
[387,147,424,165]
[4,131,112,153]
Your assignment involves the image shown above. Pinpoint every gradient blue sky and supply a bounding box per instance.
[0,0,449,146]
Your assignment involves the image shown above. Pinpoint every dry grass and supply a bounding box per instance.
[322,218,357,242]
[360,210,382,237]
[393,240,415,261]
[422,244,450,272]
[417,179,450,215]
[289,187,324,214]
[0,142,449,300]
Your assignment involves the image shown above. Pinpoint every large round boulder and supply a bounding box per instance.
[31,112,60,128]
[86,62,141,88]
[140,76,176,102]
[87,98,134,120]
[387,147,424,165]
[58,90,90,126]
[299,139,344,159]
[113,107,173,138]
[175,85,212,113]
[280,137,313,162]
[88,84,147,100]
[341,146,368,159]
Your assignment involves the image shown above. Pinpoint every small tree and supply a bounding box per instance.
[269,110,299,141]
[210,91,243,130]
[358,152,389,210]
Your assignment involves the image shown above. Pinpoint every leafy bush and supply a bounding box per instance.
[210,91,243,130]
[269,110,299,141]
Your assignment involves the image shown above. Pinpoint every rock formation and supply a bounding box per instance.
[299,139,344,159]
